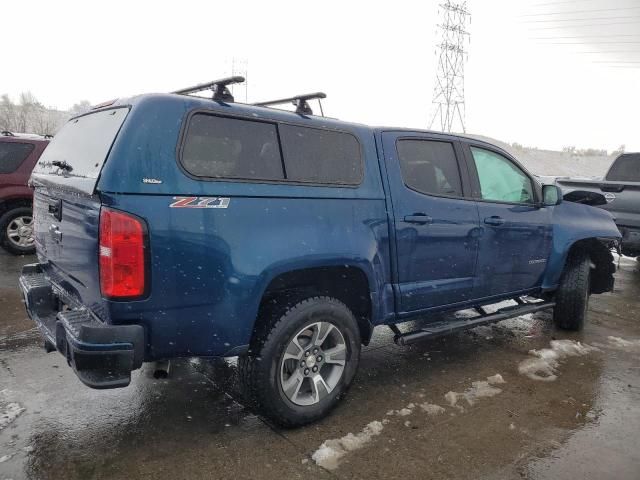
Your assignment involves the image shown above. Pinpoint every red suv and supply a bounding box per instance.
[0,131,50,254]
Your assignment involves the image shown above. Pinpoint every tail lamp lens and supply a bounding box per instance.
[99,207,146,298]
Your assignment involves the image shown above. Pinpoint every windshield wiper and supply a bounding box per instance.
[51,160,74,172]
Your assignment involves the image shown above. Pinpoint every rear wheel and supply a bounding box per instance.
[239,296,361,427]
[0,207,35,255]
[553,249,591,330]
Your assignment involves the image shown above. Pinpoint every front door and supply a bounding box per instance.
[382,132,480,315]
[464,144,553,298]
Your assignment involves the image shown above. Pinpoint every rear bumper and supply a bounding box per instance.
[619,226,640,256]
[19,263,144,389]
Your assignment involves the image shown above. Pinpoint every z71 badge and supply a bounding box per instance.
[169,197,230,209]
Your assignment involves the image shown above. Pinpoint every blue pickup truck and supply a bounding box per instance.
[20,78,620,426]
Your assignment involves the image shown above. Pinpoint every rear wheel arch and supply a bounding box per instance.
[250,265,374,351]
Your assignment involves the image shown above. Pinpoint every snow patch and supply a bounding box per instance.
[444,374,505,407]
[607,336,640,351]
[487,373,506,385]
[386,405,414,416]
[496,314,535,334]
[311,420,385,470]
[518,339,597,381]
[471,325,494,339]
[419,403,446,415]
[0,403,25,431]
[444,391,459,407]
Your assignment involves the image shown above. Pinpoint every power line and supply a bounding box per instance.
[529,0,601,6]
[532,33,640,38]
[576,50,640,53]
[539,41,640,44]
[529,20,640,30]
[520,6,640,17]
[521,15,640,23]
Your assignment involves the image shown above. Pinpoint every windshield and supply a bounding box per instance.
[33,107,128,179]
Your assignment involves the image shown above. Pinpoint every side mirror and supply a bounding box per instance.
[542,184,562,206]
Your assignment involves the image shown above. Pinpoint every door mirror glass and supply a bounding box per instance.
[542,184,562,206]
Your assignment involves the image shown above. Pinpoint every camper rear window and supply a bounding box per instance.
[33,108,129,179]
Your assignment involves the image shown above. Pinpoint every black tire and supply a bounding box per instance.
[238,296,361,427]
[0,206,35,255]
[553,248,591,330]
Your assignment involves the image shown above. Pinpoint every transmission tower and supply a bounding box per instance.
[429,1,470,133]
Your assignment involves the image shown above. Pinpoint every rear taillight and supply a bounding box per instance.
[99,207,147,298]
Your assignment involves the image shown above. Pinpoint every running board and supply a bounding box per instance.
[392,301,555,346]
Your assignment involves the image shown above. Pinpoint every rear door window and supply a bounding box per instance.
[396,139,463,197]
[279,124,363,184]
[0,142,34,174]
[33,107,128,179]
[181,114,284,180]
[470,147,534,204]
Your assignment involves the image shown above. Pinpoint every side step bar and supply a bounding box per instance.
[392,300,555,346]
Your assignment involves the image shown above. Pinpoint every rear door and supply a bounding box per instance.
[381,132,480,314]
[463,142,553,298]
[31,107,129,311]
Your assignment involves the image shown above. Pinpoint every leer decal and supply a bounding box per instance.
[169,197,230,209]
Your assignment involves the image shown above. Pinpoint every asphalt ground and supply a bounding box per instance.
[1,251,639,479]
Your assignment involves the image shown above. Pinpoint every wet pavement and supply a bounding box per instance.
[1,250,639,480]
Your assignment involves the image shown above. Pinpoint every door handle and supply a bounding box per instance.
[404,214,433,225]
[484,216,505,226]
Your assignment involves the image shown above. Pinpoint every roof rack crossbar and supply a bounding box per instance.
[254,92,326,116]
[172,76,245,102]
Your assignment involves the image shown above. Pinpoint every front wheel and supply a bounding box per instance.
[553,249,591,331]
[239,296,361,427]
[0,207,35,255]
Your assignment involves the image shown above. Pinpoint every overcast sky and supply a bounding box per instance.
[3,0,639,151]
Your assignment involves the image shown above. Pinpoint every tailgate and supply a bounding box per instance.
[30,107,129,316]
[33,187,102,311]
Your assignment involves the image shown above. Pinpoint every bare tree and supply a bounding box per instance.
[0,94,18,131]
[0,92,79,135]
[70,100,92,116]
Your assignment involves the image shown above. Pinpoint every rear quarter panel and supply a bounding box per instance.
[98,96,391,359]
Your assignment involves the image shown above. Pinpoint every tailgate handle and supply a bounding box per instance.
[48,200,62,221]
[49,224,62,243]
